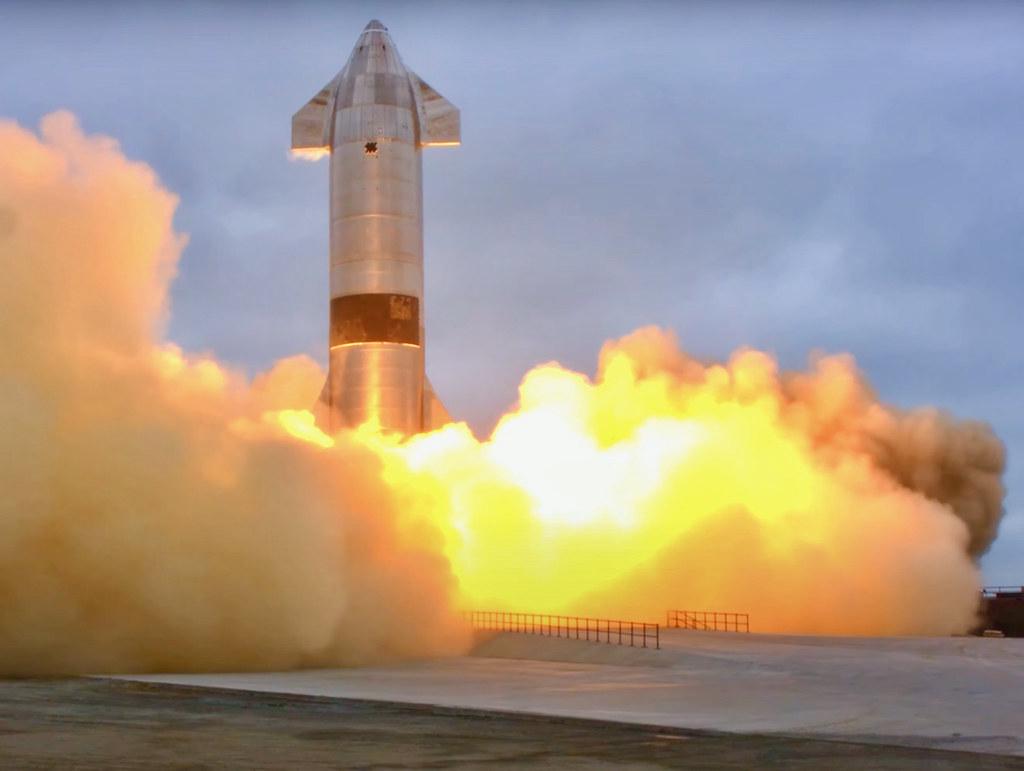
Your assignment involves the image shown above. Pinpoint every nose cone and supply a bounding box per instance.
[345,18,405,78]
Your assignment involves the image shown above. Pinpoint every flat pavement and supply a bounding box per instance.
[0,677,1021,769]
[115,629,1024,758]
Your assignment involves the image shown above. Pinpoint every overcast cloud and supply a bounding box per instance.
[2,0,1021,581]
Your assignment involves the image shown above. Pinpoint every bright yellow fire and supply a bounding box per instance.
[269,327,989,636]
[270,409,335,449]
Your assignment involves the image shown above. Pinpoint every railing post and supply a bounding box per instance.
[664,609,751,634]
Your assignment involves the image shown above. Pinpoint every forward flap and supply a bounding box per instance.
[409,71,461,147]
[291,76,339,153]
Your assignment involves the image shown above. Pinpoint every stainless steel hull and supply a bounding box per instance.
[291,19,459,435]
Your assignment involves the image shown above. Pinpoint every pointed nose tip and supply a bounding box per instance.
[364,19,387,32]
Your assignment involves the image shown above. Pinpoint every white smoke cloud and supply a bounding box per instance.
[0,113,468,675]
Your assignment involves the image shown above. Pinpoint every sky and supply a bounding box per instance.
[2,1,1022,582]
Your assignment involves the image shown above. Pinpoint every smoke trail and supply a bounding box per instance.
[0,113,468,675]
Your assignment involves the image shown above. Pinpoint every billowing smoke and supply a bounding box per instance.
[0,113,468,675]
[585,330,1007,633]
[0,114,1008,674]
[607,327,1006,560]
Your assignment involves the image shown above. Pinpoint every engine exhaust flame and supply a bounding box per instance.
[286,329,1004,637]
[289,147,330,162]
[274,347,1007,638]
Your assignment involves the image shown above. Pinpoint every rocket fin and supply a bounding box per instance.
[291,76,339,153]
[313,379,332,431]
[423,375,453,431]
[409,72,461,147]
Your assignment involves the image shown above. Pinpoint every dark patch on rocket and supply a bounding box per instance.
[330,293,420,346]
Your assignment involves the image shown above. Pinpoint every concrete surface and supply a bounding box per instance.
[115,629,1024,758]
[2,678,1021,769]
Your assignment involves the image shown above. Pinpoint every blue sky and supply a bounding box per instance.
[2,1,1022,581]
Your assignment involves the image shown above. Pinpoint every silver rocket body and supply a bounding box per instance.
[292,20,458,435]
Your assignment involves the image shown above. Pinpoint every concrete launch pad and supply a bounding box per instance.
[0,679,1020,770]
[111,629,1024,760]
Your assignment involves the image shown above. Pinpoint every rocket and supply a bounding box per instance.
[292,19,458,435]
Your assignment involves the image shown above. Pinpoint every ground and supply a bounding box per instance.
[120,629,1024,756]
[3,629,1022,768]
[0,678,1021,770]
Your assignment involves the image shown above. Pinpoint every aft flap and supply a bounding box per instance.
[423,376,453,430]
[409,71,461,147]
[291,76,339,152]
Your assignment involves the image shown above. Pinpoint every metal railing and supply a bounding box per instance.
[666,609,750,633]
[982,586,1024,598]
[464,611,659,649]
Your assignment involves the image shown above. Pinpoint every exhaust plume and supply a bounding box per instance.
[0,113,1008,675]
